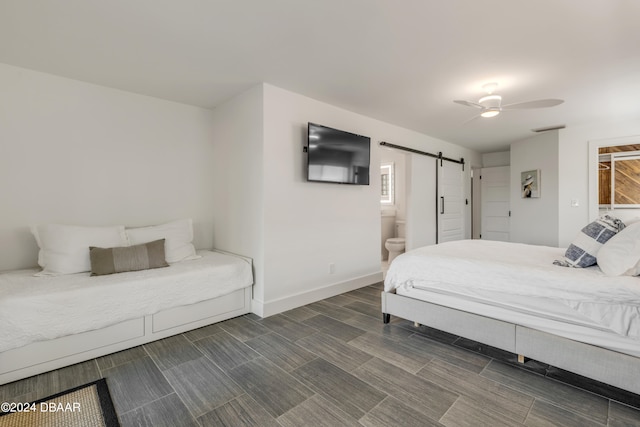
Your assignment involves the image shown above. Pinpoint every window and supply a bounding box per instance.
[381,162,395,205]
[599,145,640,209]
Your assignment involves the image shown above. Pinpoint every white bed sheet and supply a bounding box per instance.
[0,250,253,353]
[385,240,640,343]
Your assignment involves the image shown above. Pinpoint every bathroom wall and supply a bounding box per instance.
[380,147,407,220]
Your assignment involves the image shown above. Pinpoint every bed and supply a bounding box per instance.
[0,249,253,385]
[382,239,640,396]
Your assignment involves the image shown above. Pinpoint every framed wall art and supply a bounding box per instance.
[521,169,540,198]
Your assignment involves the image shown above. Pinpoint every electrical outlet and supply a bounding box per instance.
[328,263,335,274]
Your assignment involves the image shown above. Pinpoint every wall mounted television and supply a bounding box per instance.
[306,122,371,185]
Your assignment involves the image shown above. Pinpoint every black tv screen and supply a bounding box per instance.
[307,123,371,185]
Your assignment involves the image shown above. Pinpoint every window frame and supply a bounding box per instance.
[599,150,640,209]
[380,162,395,205]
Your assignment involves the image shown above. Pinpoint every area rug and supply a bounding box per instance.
[0,378,119,427]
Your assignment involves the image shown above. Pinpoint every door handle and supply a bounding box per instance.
[440,196,445,214]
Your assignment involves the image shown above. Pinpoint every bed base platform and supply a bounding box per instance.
[0,287,251,385]
[382,291,640,396]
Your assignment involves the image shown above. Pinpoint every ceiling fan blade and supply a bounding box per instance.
[501,99,564,109]
[454,100,483,109]
[461,113,483,125]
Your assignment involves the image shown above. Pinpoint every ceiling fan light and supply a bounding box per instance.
[478,94,502,109]
[480,109,500,118]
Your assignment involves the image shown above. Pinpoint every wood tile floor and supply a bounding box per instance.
[2,282,640,426]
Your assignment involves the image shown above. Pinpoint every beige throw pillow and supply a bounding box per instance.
[89,239,169,276]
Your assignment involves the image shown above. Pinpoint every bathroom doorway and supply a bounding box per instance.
[380,148,408,276]
[379,142,472,278]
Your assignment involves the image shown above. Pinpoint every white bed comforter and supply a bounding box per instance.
[385,240,640,340]
[0,250,253,353]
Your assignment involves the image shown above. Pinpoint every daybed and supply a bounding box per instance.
[0,220,253,385]
[382,238,640,396]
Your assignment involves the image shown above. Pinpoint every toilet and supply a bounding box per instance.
[385,220,405,264]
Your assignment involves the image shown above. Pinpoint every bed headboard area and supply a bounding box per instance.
[0,63,218,272]
[1,220,213,273]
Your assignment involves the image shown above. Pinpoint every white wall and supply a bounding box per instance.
[482,151,510,167]
[261,84,382,315]
[257,84,481,315]
[476,122,640,249]
[209,85,265,302]
[510,131,560,246]
[0,63,217,271]
[0,64,482,316]
[558,119,640,247]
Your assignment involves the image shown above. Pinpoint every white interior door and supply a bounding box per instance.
[438,160,464,243]
[480,166,510,241]
[472,168,482,239]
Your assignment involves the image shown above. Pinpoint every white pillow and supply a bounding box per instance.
[597,221,640,276]
[125,218,199,263]
[31,224,128,276]
[30,226,46,268]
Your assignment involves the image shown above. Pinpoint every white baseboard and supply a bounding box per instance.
[250,298,265,318]
[251,271,383,318]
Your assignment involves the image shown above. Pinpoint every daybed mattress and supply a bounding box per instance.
[385,240,640,357]
[0,250,253,353]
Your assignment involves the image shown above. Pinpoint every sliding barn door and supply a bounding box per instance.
[438,160,465,243]
[405,154,437,250]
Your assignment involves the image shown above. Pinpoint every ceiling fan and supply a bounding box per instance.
[454,82,564,118]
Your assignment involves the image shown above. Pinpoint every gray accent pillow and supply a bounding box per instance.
[554,215,625,268]
[89,239,169,276]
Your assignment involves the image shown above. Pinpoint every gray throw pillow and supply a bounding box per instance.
[554,215,625,268]
[89,238,169,276]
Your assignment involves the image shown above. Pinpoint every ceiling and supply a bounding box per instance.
[1,1,639,153]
